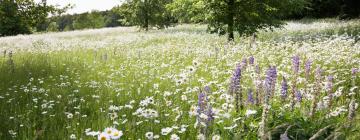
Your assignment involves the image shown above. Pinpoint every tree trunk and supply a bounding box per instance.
[227,0,235,41]
[144,0,149,31]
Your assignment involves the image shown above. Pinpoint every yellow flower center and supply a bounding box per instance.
[107,130,112,134]
[101,136,106,140]
[114,132,119,136]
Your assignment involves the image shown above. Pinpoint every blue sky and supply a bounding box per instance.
[35,0,123,14]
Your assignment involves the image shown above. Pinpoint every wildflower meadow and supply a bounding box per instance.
[0,20,360,139]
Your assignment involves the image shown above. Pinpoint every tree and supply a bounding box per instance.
[204,0,308,41]
[104,9,123,27]
[117,0,173,30]
[56,14,74,31]
[47,21,58,32]
[0,0,31,36]
[166,0,205,23]
[72,11,107,30]
[72,13,91,30]
[0,0,68,36]
[88,10,106,28]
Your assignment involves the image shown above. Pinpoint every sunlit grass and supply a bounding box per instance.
[0,19,359,139]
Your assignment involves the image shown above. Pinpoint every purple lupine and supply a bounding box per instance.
[255,64,261,104]
[229,64,242,95]
[305,59,312,79]
[255,65,260,74]
[247,89,254,104]
[264,70,272,94]
[206,105,214,122]
[349,68,358,120]
[292,56,300,74]
[197,90,213,134]
[229,64,243,111]
[241,58,248,69]
[326,75,334,93]
[281,76,288,100]
[310,66,323,117]
[264,67,276,96]
[197,92,206,114]
[204,86,211,94]
[271,66,277,84]
[315,66,322,81]
[259,67,275,139]
[352,68,359,77]
[295,90,302,102]
[326,75,334,108]
[249,56,255,65]
[268,66,278,94]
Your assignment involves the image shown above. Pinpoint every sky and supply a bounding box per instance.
[35,0,123,14]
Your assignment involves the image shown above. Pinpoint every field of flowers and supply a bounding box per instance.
[0,19,359,140]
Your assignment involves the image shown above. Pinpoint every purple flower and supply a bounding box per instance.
[255,65,260,74]
[249,56,255,65]
[305,59,312,78]
[204,86,211,94]
[352,68,358,77]
[270,66,277,85]
[292,56,300,74]
[230,64,242,94]
[295,90,302,102]
[241,58,248,68]
[281,76,288,99]
[206,105,214,122]
[197,92,206,114]
[197,89,214,126]
[326,76,334,93]
[265,66,277,96]
[247,89,254,104]
[315,66,322,81]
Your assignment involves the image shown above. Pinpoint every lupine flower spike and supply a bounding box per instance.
[310,66,323,117]
[229,64,243,111]
[348,68,358,120]
[281,76,288,100]
[290,55,300,110]
[326,75,334,109]
[255,65,262,105]
[258,67,276,140]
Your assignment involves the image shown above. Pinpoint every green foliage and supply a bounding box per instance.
[87,11,106,28]
[0,21,359,139]
[0,0,68,36]
[166,0,205,23]
[116,0,173,30]
[72,11,106,30]
[204,0,308,40]
[51,9,123,31]
[0,0,31,36]
[56,14,74,31]
[72,13,90,30]
[47,22,58,32]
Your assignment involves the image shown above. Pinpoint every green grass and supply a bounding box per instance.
[0,20,359,139]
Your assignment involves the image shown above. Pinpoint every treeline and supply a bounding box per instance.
[44,9,123,32]
[43,0,360,32]
[1,0,359,37]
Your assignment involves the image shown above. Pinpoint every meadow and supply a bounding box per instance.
[0,19,359,140]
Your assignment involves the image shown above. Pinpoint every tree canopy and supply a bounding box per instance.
[0,0,359,38]
[0,0,68,36]
[116,0,173,30]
